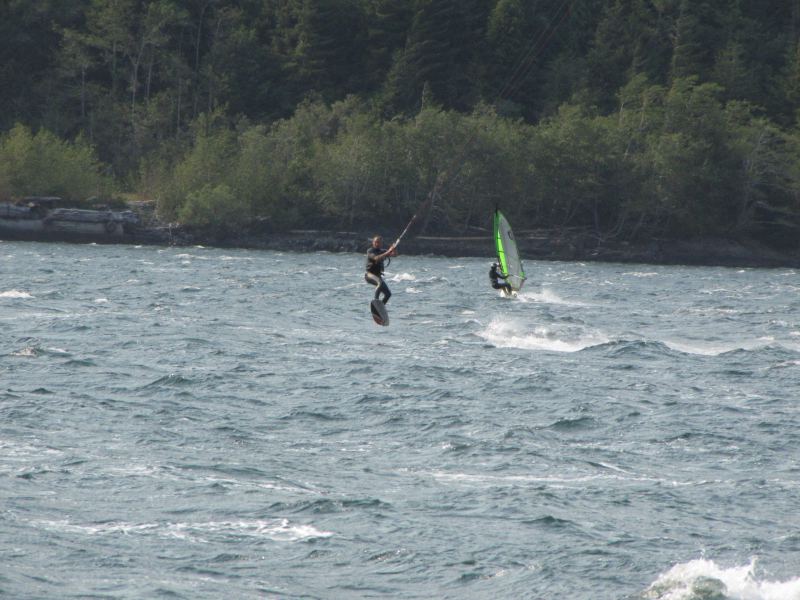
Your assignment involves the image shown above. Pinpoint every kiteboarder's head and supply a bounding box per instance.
[372,235,382,248]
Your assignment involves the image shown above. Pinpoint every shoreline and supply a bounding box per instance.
[143,227,800,269]
[1,219,799,269]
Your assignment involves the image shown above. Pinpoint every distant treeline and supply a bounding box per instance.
[2,1,800,244]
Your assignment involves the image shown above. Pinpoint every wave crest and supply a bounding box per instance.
[0,290,33,298]
[643,558,800,600]
[479,318,609,353]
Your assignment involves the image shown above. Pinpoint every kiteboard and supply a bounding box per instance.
[370,299,389,326]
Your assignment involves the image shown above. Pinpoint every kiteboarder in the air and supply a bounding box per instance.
[366,235,397,304]
[490,262,513,295]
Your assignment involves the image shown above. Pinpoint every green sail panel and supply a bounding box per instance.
[493,209,526,292]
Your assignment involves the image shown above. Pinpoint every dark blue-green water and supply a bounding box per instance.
[1,241,799,599]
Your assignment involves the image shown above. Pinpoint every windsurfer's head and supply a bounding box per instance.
[372,235,382,248]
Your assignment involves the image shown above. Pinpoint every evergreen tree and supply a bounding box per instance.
[382,0,489,115]
[0,1,84,132]
[485,0,530,107]
[292,0,368,101]
[365,0,414,90]
[670,0,724,82]
[587,0,674,111]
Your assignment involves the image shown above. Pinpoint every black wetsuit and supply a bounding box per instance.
[366,246,392,304]
[490,264,513,294]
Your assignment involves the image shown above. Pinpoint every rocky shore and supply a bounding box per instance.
[1,198,798,268]
[174,227,800,269]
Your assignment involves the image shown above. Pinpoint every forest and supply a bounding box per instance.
[2,0,800,246]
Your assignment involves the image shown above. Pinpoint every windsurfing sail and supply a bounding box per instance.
[493,209,526,293]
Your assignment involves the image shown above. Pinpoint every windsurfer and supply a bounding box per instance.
[365,235,397,304]
[490,262,513,295]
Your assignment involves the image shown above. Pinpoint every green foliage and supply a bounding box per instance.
[0,124,112,202]
[485,0,532,110]
[723,100,800,229]
[527,105,628,233]
[3,0,800,247]
[642,79,739,234]
[157,116,237,222]
[178,182,248,230]
[381,0,488,115]
[365,0,414,90]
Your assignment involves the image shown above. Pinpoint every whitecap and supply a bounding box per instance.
[644,558,800,600]
[425,470,608,486]
[663,337,788,356]
[479,318,609,353]
[37,519,159,536]
[0,290,33,299]
[622,271,660,277]
[11,347,39,358]
[773,360,800,368]
[166,518,333,542]
[390,272,416,282]
[517,287,586,306]
[221,255,253,261]
[35,517,333,543]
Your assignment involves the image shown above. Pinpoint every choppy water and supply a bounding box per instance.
[1,241,799,600]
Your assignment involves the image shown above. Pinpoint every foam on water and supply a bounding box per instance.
[36,518,332,542]
[663,337,799,356]
[426,469,613,487]
[479,316,609,352]
[2,244,798,599]
[0,289,33,298]
[643,558,800,600]
[623,271,661,278]
[517,287,587,306]
[10,347,40,357]
[220,255,254,261]
[389,272,416,282]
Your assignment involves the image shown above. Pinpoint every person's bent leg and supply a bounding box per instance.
[379,280,391,304]
[365,273,381,299]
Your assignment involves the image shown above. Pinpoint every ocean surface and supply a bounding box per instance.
[1,240,799,600]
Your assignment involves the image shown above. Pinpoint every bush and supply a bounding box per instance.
[178,183,250,231]
[0,124,113,202]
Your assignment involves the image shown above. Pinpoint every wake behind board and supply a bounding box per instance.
[370,299,389,326]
